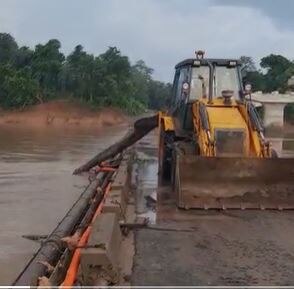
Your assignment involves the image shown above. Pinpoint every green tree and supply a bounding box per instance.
[0,65,37,108]
[244,71,266,92]
[31,39,65,100]
[260,54,294,92]
[97,47,133,107]
[0,34,171,114]
[130,60,153,105]
[240,56,266,91]
[0,33,18,64]
[240,56,256,77]
[148,80,172,110]
[62,45,96,102]
[15,46,34,69]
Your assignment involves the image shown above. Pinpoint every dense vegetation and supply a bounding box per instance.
[241,55,294,93]
[0,33,171,114]
[0,33,293,120]
[241,55,294,122]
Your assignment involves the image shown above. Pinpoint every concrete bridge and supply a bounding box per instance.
[250,91,294,128]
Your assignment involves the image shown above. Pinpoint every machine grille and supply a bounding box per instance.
[215,129,244,157]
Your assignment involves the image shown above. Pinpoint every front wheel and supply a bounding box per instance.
[271,148,279,158]
[158,129,174,184]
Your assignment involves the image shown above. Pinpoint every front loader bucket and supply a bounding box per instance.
[176,155,294,210]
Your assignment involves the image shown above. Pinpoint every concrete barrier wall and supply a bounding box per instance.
[80,157,133,286]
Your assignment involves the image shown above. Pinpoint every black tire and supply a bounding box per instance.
[171,144,187,209]
[271,148,279,158]
[171,144,177,189]
[159,129,174,184]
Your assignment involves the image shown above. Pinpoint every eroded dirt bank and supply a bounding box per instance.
[0,100,128,128]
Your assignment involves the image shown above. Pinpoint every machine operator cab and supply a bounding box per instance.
[172,51,243,131]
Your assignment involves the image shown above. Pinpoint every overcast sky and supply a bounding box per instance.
[0,0,294,81]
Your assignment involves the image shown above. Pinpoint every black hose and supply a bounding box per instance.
[247,102,264,133]
[13,173,106,286]
[207,61,214,103]
[199,103,210,131]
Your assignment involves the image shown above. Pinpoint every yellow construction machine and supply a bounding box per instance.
[158,51,294,210]
[75,51,294,210]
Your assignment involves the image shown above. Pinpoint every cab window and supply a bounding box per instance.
[189,66,209,100]
[214,66,240,99]
[176,67,189,102]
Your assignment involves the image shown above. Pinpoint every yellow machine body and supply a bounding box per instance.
[158,56,294,210]
[192,99,268,158]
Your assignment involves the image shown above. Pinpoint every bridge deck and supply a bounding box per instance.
[131,131,294,286]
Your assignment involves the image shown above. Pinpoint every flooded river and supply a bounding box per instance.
[0,125,127,284]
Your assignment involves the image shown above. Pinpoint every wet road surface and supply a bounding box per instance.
[0,125,127,285]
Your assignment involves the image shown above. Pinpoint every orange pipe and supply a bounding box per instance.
[96,167,116,172]
[60,182,112,287]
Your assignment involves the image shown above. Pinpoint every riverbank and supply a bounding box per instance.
[0,100,128,129]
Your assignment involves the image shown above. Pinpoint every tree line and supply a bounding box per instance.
[241,55,294,92]
[0,32,293,119]
[0,33,171,114]
[241,55,294,122]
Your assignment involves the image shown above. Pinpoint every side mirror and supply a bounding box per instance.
[244,83,252,94]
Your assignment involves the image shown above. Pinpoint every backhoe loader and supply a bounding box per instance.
[158,51,294,210]
[75,51,294,210]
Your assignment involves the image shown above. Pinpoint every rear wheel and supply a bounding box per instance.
[271,148,279,158]
[171,144,177,190]
[171,144,182,206]
[158,128,174,184]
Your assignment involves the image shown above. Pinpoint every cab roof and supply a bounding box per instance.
[175,58,241,69]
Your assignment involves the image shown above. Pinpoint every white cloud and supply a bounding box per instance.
[0,0,294,81]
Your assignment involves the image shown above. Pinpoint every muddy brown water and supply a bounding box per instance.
[0,125,127,285]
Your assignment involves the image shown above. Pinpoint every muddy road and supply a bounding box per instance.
[0,125,127,285]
